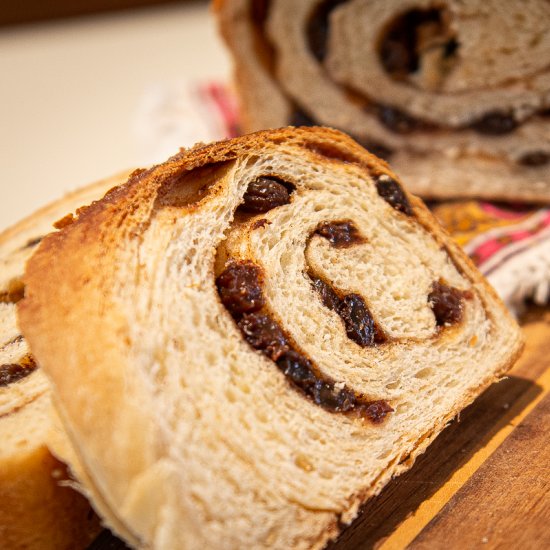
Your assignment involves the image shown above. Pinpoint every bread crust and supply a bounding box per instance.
[19,128,523,549]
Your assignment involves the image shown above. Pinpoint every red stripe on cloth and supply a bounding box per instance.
[204,82,240,138]
[471,211,550,266]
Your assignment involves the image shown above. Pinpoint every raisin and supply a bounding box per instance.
[471,111,518,135]
[238,312,289,360]
[277,351,317,389]
[310,275,386,345]
[239,177,291,214]
[428,281,465,325]
[377,105,428,134]
[315,220,366,248]
[375,175,413,215]
[216,261,265,316]
[250,0,270,25]
[278,352,357,414]
[312,380,356,412]
[361,400,394,423]
[338,294,377,347]
[0,357,37,387]
[518,151,550,167]
[310,276,341,312]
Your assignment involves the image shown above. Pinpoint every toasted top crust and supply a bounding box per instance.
[19,127,523,549]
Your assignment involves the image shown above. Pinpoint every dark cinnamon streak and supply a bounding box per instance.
[309,276,386,347]
[0,334,23,351]
[0,355,37,387]
[312,222,387,347]
[380,8,457,80]
[216,261,392,422]
[307,0,347,62]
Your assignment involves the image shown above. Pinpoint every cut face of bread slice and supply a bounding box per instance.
[215,0,550,202]
[0,172,131,549]
[19,128,523,550]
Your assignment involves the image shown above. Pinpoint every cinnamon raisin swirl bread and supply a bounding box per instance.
[19,128,523,549]
[216,0,550,202]
[0,172,130,549]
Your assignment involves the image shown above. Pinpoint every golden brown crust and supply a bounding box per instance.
[19,127,523,549]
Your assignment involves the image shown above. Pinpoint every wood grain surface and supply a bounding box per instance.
[88,308,550,550]
[410,393,550,549]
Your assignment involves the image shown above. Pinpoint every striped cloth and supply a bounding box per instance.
[135,81,550,314]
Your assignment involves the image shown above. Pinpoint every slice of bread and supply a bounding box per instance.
[0,171,131,549]
[19,128,523,549]
[215,0,550,202]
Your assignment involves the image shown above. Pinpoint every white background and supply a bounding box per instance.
[0,1,230,231]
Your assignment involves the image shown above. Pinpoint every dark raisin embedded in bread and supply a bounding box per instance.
[0,356,37,387]
[428,281,469,326]
[375,175,413,215]
[315,221,366,248]
[216,261,265,315]
[239,177,292,213]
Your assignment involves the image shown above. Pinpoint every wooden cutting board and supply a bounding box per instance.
[330,306,550,550]
[89,308,550,550]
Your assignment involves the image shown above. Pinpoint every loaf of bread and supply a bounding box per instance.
[215,0,550,202]
[19,128,523,549]
[0,172,130,549]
